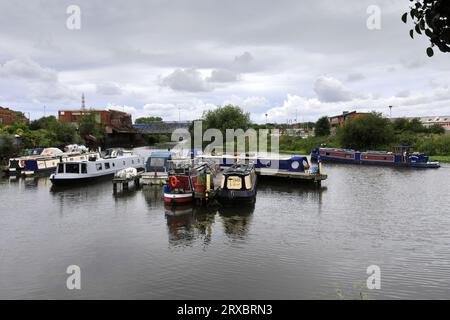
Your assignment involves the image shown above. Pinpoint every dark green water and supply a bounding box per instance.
[1,156,450,299]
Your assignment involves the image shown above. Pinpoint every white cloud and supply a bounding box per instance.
[223,95,270,113]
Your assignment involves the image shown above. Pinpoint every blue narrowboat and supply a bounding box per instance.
[310,146,440,168]
[197,153,314,173]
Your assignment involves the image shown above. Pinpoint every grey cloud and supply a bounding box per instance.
[207,69,239,83]
[0,58,57,82]
[160,68,211,92]
[396,90,410,98]
[347,72,365,82]
[96,82,123,95]
[313,76,353,102]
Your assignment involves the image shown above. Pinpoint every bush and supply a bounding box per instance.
[415,134,450,155]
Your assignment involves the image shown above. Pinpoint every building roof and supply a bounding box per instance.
[391,116,450,123]
[58,109,130,115]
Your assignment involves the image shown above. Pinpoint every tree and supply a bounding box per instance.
[202,105,251,133]
[0,134,20,164]
[402,0,450,57]
[79,113,105,142]
[338,112,394,150]
[29,116,58,130]
[314,116,331,136]
[135,116,163,124]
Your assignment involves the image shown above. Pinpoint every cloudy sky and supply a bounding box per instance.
[0,0,449,123]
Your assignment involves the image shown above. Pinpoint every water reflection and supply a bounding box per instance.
[218,204,254,240]
[164,204,216,248]
[143,185,164,208]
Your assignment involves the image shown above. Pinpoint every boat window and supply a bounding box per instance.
[150,158,165,167]
[66,163,80,174]
[123,161,126,165]
[105,162,110,169]
[96,163,103,171]
[226,176,242,190]
[244,175,252,190]
[57,163,64,173]
[112,162,115,167]
[81,163,87,174]
[132,160,135,164]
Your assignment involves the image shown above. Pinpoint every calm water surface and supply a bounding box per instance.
[1,151,450,299]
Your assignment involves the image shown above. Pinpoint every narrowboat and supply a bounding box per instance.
[197,153,326,184]
[310,146,440,168]
[50,149,145,185]
[218,163,257,204]
[142,151,172,185]
[7,147,45,175]
[163,160,220,205]
[197,153,314,173]
[22,145,96,176]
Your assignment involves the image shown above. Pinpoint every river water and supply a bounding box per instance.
[1,149,450,299]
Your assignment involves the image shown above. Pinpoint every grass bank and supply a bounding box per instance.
[429,155,450,163]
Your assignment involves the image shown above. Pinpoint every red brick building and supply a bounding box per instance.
[328,111,368,134]
[0,107,28,125]
[58,109,137,147]
[58,109,133,131]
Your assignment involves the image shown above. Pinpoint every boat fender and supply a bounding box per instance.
[302,159,310,170]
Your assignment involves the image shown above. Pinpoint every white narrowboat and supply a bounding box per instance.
[50,149,145,185]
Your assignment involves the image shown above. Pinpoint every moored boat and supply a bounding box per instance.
[310,146,440,168]
[21,145,96,176]
[142,151,172,185]
[163,159,220,205]
[218,163,257,204]
[50,148,145,185]
[7,147,45,175]
[197,153,314,173]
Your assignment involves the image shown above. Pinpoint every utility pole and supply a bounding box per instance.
[389,105,393,118]
[265,113,268,125]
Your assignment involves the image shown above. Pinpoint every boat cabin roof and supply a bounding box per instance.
[223,163,255,176]
[150,151,172,159]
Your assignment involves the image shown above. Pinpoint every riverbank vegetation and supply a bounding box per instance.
[0,114,107,164]
[278,112,450,161]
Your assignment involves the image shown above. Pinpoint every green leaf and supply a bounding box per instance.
[415,24,422,34]
[427,47,434,57]
[402,13,408,23]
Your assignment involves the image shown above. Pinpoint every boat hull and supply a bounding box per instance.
[163,192,194,204]
[218,189,257,204]
[311,148,440,168]
[50,173,115,186]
